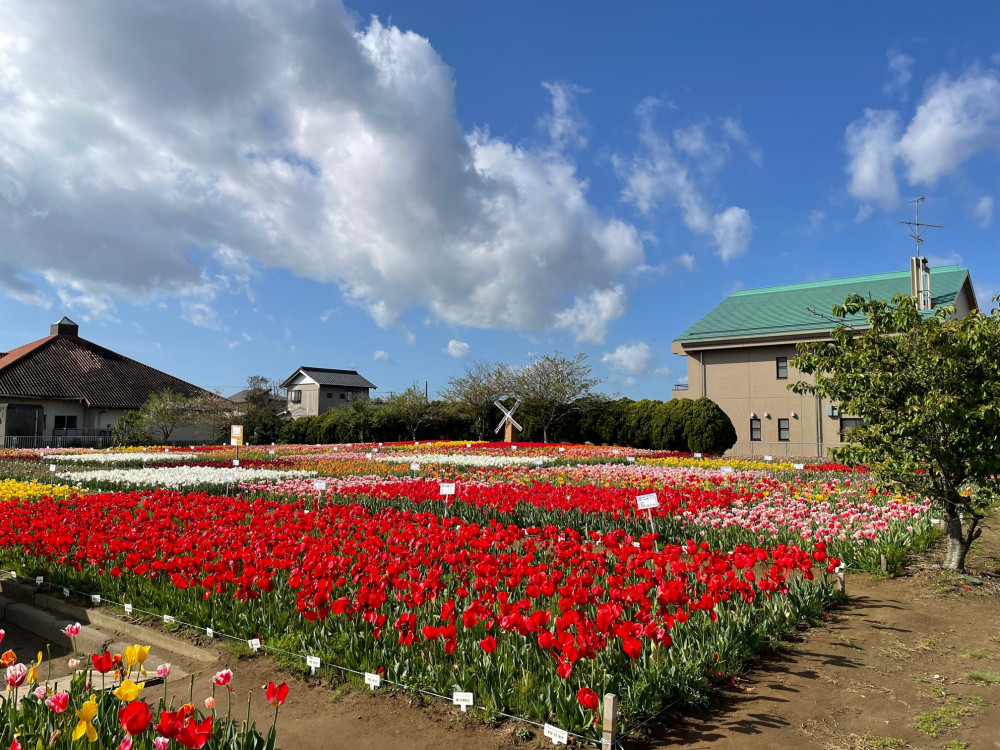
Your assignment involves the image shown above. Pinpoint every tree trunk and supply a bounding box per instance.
[941,492,981,572]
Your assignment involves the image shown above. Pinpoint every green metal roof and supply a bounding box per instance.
[675,265,971,344]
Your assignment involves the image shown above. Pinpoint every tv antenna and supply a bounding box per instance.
[901,196,942,257]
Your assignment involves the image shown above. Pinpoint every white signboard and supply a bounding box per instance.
[793,463,804,470]
[410,462,420,472]
[306,655,321,674]
[452,691,474,712]
[163,614,174,624]
[91,594,101,604]
[312,480,328,492]
[636,492,659,510]
[35,576,43,585]
[364,672,381,690]
[224,472,234,483]
[543,724,569,745]
[626,456,635,463]
[248,638,261,652]
[764,455,773,461]
[124,603,133,615]
[534,458,544,467]
[233,459,240,467]
[439,483,456,496]
[693,452,702,458]
[720,466,734,474]
[206,628,214,639]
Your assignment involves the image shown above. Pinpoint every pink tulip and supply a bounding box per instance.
[5,663,28,688]
[156,663,171,678]
[33,686,47,700]
[154,737,170,750]
[45,691,69,713]
[204,696,215,710]
[67,658,81,670]
[212,669,232,687]
[118,737,133,750]
[62,622,82,638]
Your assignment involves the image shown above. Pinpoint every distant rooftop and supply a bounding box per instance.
[280,366,376,390]
[675,265,975,344]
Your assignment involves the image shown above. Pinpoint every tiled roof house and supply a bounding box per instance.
[280,366,376,419]
[0,317,216,447]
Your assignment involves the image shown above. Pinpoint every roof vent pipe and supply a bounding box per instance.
[910,256,932,311]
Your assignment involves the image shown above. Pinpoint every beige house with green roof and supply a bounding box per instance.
[671,260,979,457]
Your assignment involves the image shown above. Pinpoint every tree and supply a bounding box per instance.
[383,383,433,440]
[439,361,505,440]
[111,411,149,447]
[508,351,602,443]
[239,375,286,445]
[683,397,737,455]
[344,398,378,442]
[139,389,195,443]
[792,293,1000,571]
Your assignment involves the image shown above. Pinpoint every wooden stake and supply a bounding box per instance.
[602,693,618,745]
[880,554,887,573]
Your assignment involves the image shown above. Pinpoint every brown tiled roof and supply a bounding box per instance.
[0,334,213,408]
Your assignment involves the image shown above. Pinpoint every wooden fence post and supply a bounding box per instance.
[602,692,618,746]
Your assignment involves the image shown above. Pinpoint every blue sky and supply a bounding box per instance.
[0,1,997,398]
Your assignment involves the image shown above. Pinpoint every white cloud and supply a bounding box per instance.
[602,342,654,376]
[898,68,1000,184]
[444,339,470,359]
[634,252,696,276]
[0,2,643,342]
[614,99,755,261]
[974,195,994,227]
[845,64,1000,215]
[373,349,392,362]
[844,109,901,210]
[540,82,588,150]
[883,49,915,99]
[855,204,875,223]
[553,284,627,344]
[653,365,672,377]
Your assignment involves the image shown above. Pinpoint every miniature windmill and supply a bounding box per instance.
[494,399,522,443]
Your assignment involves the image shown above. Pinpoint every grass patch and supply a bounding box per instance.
[965,670,1000,684]
[944,742,969,750]
[913,696,984,737]
[961,650,990,660]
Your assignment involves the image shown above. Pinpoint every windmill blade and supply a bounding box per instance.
[494,418,506,434]
[508,416,523,432]
[507,399,521,417]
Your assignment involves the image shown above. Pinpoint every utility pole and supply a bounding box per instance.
[901,196,942,257]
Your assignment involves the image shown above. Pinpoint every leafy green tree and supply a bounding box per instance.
[792,293,1000,571]
[507,351,603,443]
[683,397,737,455]
[111,411,150,447]
[383,383,433,440]
[625,399,659,448]
[239,375,286,445]
[139,389,194,443]
[439,361,505,440]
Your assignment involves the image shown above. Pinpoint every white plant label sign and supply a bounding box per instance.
[636,493,659,510]
[312,480,328,492]
[306,655,321,674]
[439,483,456,496]
[793,463,804,470]
[543,724,569,745]
[91,594,101,604]
[124,603,133,615]
[720,466,734,474]
[453,691,474,712]
[410,463,420,472]
[248,638,261,652]
[163,614,174,624]
[364,672,381,690]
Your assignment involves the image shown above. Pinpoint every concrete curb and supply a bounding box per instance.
[0,581,218,663]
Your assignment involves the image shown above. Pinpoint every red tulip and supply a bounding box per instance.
[119,701,153,736]
[176,716,212,749]
[266,681,288,707]
[478,636,496,654]
[577,687,599,711]
[91,651,115,673]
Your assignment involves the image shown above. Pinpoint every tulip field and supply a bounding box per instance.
[0,441,940,741]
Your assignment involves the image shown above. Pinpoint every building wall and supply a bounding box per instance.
[286,382,321,419]
[681,344,847,457]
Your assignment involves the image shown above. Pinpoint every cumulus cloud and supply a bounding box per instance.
[883,49,915,99]
[845,63,1000,214]
[844,109,901,210]
[804,209,825,234]
[614,98,755,261]
[444,339,470,359]
[974,195,994,227]
[601,341,654,376]
[553,284,626,344]
[0,1,642,341]
[373,349,392,363]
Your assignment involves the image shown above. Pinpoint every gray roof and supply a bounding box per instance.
[281,367,376,390]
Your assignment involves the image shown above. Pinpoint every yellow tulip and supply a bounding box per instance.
[72,695,98,743]
[124,645,150,673]
[113,679,144,702]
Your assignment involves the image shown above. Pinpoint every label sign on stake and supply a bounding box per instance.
[452,691,474,712]
[49,464,56,472]
[439,483,456,496]
[163,614,175,625]
[35,576,43,585]
[124,603,133,615]
[306,655,321,674]
[312,479,328,492]
[248,638,261,652]
[364,672,381,690]
[693,452,703,458]
[543,724,569,745]
[764,455,773,461]
[534,458,544,467]
[636,492,659,510]
[720,466,734,474]
[410,462,420,472]
[224,472,234,483]
[206,628,214,639]
[62,587,69,598]
[233,459,240,467]
[91,594,101,604]
[627,456,635,463]
[793,463,804,470]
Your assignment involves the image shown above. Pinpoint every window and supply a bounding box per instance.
[289,390,301,403]
[750,417,761,441]
[339,392,346,400]
[840,417,864,440]
[54,415,77,430]
[778,418,790,441]
[326,392,332,399]
[776,356,788,379]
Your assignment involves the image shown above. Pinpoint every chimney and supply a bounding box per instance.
[50,316,79,336]
[909,256,931,310]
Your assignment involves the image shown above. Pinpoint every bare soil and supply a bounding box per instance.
[5,518,998,750]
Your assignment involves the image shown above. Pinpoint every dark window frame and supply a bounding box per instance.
[778,418,790,441]
[839,417,864,440]
[750,417,762,441]
[776,356,788,379]
[289,390,302,403]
